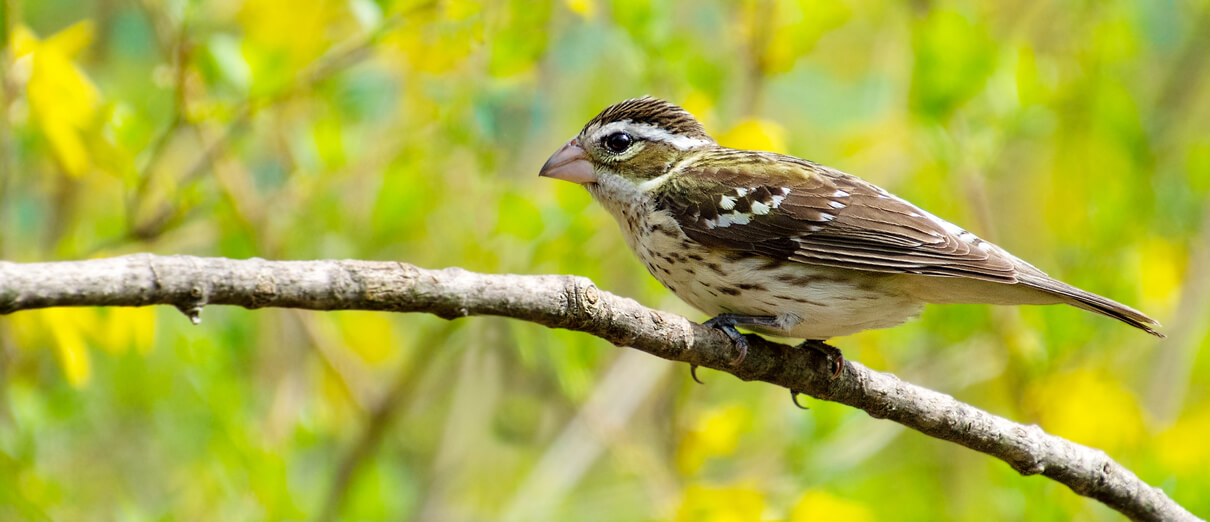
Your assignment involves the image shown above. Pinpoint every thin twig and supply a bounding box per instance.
[126,4,435,241]
[0,254,1197,522]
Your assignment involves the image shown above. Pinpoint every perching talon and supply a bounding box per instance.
[801,340,844,379]
[703,314,781,366]
[790,390,809,410]
[689,364,705,384]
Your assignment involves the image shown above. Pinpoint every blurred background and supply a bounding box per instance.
[1,0,1208,520]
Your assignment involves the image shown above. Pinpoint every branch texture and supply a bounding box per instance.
[0,254,1198,521]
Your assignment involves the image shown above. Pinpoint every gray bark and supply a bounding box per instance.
[0,254,1199,522]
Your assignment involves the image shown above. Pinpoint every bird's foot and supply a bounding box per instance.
[799,339,844,379]
[703,314,780,366]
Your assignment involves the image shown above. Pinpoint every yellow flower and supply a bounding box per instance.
[717,119,787,154]
[677,482,764,522]
[677,404,751,474]
[1024,370,1145,452]
[790,490,874,522]
[13,22,100,177]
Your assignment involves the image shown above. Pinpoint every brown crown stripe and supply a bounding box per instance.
[582,96,712,141]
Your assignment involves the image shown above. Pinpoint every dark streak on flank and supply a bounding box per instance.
[777,274,818,286]
[759,258,785,270]
[723,252,755,262]
[780,295,819,305]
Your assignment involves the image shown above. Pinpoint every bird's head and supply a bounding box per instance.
[539,96,715,186]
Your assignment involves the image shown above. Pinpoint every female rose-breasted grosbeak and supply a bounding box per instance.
[540,97,1162,363]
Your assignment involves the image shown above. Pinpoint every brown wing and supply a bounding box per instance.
[654,149,1163,336]
[654,151,1020,283]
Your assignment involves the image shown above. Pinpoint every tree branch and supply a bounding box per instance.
[0,254,1198,522]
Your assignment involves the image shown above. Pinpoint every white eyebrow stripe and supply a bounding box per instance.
[592,120,713,151]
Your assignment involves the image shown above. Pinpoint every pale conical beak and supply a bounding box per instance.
[539,139,596,184]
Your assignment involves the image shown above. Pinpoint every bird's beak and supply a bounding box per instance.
[539,138,596,184]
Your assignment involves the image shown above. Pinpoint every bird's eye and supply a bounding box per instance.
[603,132,633,153]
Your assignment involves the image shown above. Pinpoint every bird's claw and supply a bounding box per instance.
[729,336,749,365]
[689,364,705,384]
[703,317,749,365]
[790,390,809,409]
[801,340,844,379]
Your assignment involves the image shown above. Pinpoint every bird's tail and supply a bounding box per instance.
[1016,271,1164,338]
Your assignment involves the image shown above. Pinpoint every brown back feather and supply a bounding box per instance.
[656,149,1163,336]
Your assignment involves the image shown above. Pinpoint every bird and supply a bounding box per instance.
[539,96,1162,376]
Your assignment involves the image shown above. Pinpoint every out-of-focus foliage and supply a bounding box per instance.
[1,0,1208,520]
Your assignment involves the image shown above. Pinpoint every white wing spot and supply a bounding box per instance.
[807,225,823,232]
[819,213,836,222]
[735,187,750,197]
[719,195,737,210]
[751,201,771,215]
[713,212,753,228]
[908,212,920,218]
[828,201,847,209]
[780,187,792,195]
[832,189,850,197]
